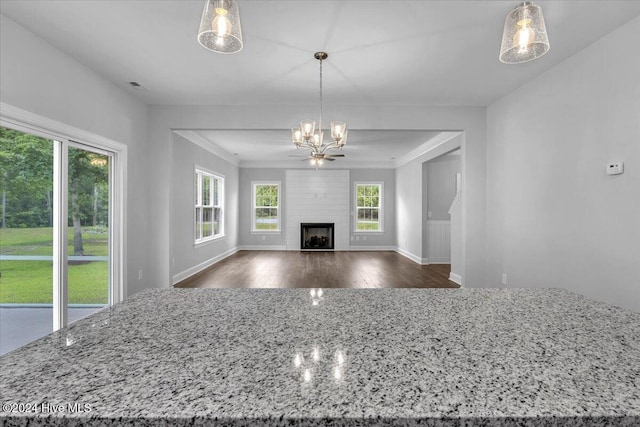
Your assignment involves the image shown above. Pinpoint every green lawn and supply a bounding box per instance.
[0,227,108,304]
[357,221,380,231]
[0,226,108,256]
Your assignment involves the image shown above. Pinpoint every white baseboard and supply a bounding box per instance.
[429,259,452,264]
[172,247,238,285]
[237,245,287,251]
[349,246,397,251]
[394,247,428,265]
[449,272,463,287]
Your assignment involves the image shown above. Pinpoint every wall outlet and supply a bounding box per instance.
[138,269,143,281]
[501,273,507,285]
[428,211,433,218]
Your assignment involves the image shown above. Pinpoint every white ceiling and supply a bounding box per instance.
[2,0,639,166]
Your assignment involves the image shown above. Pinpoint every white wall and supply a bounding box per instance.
[285,170,350,250]
[170,134,239,284]
[0,14,150,297]
[396,133,471,271]
[426,155,461,220]
[487,16,640,311]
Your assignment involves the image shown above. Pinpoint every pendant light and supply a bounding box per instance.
[197,0,243,54]
[499,2,550,64]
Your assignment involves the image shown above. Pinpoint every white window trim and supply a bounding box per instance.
[251,181,281,234]
[354,181,384,234]
[194,166,225,245]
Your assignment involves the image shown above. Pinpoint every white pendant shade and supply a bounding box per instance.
[198,0,243,54]
[499,2,549,64]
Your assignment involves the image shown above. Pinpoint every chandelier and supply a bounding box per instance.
[291,52,347,167]
[499,2,549,64]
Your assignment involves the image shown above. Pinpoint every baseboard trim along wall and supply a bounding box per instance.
[349,246,397,251]
[172,247,239,285]
[394,247,429,265]
[449,272,463,286]
[237,245,287,251]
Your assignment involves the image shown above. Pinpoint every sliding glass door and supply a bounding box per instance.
[0,127,117,355]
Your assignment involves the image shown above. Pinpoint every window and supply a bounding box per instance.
[195,168,224,243]
[355,183,383,232]
[252,182,280,232]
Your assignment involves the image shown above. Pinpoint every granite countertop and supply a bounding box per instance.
[1,288,639,426]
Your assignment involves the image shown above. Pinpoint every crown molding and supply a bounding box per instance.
[173,130,240,166]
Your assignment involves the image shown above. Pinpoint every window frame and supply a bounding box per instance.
[194,166,224,245]
[354,182,384,233]
[251,181,281,233]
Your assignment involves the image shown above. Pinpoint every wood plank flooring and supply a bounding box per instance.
[175,251,459,289]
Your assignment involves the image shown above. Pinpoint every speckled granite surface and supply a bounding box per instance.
[1,288,639,426]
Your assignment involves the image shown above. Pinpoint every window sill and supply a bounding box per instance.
[194,234,226,248]
[353,231,385,234]
[250,230,282,235]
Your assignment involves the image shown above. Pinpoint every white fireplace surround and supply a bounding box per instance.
[285,170,350,250]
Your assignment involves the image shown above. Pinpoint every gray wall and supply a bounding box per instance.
[425,155,461,220]
[486,16,640,311]
[350,169,396,248]
[0,14,150,297]
[170,134,239,283]
[238,168,396,249]
[238,168,287,248]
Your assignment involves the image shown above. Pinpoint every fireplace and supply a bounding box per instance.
[301,223,334,250]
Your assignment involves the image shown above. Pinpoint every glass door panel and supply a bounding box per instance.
[0,127,54,355]
[66,145,110,323]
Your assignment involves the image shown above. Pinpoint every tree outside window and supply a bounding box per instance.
[195,169,223,243]
[355,183,383,232]
[252,183,280,232]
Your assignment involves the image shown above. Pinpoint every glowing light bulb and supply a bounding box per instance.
[336,351,345,365]
[317,159,324,166]
[514,19,534,53]
[303,369,311,382]
[292,128,303,145]
[312,300,319,306]
[310,289,316,297]
[310,158,316,166]
[294,353,302,368]
[212,14,232,39]
[317,289,323,297]
[312,347,320,361]
[301,121,315,137]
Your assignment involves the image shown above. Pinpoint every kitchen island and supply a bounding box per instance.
[1,288,639,426]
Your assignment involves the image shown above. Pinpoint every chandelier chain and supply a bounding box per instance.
[319,56,323,133]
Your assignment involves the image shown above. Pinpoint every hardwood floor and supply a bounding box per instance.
[175,251,459,289]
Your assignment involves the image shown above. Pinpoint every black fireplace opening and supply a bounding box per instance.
[301,223,334,250]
